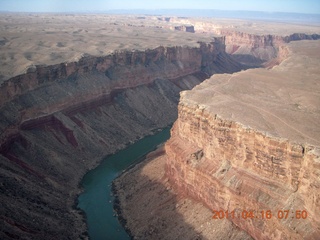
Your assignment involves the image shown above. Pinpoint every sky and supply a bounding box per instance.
[0,0,319,14]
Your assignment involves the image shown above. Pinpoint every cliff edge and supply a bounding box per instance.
[165,40,320,239]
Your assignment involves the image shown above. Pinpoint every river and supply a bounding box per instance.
[77,128,171,240]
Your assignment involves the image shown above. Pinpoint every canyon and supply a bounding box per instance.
[0,13,320,239]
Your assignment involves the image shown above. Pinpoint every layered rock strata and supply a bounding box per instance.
[0,40,244,239]
[167,17,320,66]
[165,40,320,240]
[221,31,320,66]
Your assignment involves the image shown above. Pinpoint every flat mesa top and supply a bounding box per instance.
[0,14,214,82]
[182,40,320,147]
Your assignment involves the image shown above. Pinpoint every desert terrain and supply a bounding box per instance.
[0,12,319,240]
[0,14,214,82]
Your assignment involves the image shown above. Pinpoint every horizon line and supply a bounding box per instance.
[0,9,320,16]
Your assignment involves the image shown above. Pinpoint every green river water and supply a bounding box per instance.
[77,128,171,240]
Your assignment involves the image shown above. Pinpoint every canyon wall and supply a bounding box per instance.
[167,18,320,66]
[0,40,244,239]
[0,40,237,145]
[165,40,320,240]
[220,31,320,65]
[0,42,216,106]
[166,105,320,239]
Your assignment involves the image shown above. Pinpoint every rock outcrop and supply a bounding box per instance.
[174,25,195,33]
[165,40,320,240]
[0,40,244,239]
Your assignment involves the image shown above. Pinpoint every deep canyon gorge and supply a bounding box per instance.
[0,14,320,240]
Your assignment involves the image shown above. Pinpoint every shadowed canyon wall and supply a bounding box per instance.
[0,39,244,239]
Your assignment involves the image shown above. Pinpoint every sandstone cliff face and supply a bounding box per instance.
[165,40,320,240]
[166,104,320,240]
[0,40,244,239]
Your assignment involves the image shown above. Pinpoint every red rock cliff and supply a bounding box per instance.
[166,104,320,239]
[165,40,320,240]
